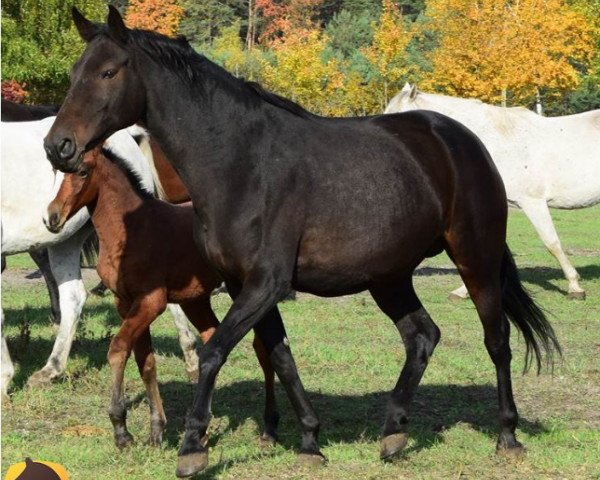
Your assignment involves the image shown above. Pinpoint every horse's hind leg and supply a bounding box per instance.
[133,328,166,446]
[370,279,441,460]
[29,248,61,326]
[445,239,523,454]
[519,197,585,299]
[1,310,14,402]
[168,304,200,383]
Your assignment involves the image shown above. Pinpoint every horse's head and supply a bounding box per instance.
[45,148,103,233]
[384,83,420,114]
[44,6,145,173]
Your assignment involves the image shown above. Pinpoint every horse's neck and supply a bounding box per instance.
[140,60,276,207]
[91,160,148,249]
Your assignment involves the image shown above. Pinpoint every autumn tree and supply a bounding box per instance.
[125,0,184,36]
[422,0,595,106]
[1,0,106,103]
[362,0,417,109]
[256,0,323,45]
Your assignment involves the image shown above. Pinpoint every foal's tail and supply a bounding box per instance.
[501,245,561,373]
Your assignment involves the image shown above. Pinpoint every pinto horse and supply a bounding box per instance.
[45,146,278,448]
[45,7,560,477]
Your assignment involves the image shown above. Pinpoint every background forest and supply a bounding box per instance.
[2,0,599,116]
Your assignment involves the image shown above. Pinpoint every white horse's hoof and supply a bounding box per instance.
[26,368,58,388]
[448,292,467,302]
[568,290,586,300]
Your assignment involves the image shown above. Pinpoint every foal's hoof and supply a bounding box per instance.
[568,290,586,300]
[258,431,277,448]
[380,433,408,460]
[115,432,134,450]
[296,452,327,468]
[176,451,209,478]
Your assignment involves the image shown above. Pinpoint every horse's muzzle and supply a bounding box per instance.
[43,211,64,234]
[43,135,82,173]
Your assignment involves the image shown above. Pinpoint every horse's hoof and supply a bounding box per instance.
[380,432,408,460]
[116,432,134,450]
[176,451,209,478]
[146,433,163,447]
[296,452,327,468]
[448,292,467,302]
[187,369,199,384]
[258,431,277,447]
[497,444,526,459]
[568,290,586,300]
[26,369,55,388]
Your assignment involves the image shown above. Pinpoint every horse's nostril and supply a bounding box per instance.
[49,212,60,227]
[58,138,75,160]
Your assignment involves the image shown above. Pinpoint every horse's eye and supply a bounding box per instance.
[102,69,117,79]
[78,169,89,178]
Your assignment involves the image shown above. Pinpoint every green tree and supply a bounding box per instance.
[1,0,107,103]
[179,0,245,48]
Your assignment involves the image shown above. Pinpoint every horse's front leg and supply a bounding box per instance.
[27,235,87,387]
[176,270,320,477]
[109,293,166,449]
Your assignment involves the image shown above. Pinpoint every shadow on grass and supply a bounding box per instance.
[416,264,600,296]
[122,379,547,479]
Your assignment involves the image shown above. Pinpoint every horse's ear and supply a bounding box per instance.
[72,7,98,43]
[409,85,419,100]
[107,5,130,45]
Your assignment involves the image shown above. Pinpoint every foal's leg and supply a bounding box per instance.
[108,293,166,449]
[133,328,166,446]
[167,304,200,382]
[180,297,280,446]
[1,310,14,402]
[370,280,441,460]
[176,273,322,478]
[519,197,585,299]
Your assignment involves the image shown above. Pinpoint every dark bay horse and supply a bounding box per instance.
[45,146,279,448]
[45,7,560,477]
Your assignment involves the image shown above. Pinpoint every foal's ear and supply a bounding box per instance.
[107,5,130,45]
[72,7,98,43]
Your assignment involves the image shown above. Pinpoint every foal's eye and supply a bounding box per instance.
[78,169,89,178]
[102,69,117,79]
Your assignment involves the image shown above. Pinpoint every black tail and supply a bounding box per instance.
[501,246,561,373]
[80,229,99,267]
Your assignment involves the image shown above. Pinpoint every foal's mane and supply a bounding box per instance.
[101,147,154,199]
[97,27,313,119]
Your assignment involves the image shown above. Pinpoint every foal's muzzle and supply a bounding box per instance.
[43,211,64,234]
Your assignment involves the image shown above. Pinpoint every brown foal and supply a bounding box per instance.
[46,147,278,449]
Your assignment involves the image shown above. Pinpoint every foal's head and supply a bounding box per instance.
[44,6,146,172]
[45,148,102,233]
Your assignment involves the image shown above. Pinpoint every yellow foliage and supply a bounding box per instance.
[423,0,595,103]
[125,0,184,37]
[362,0,417,108]
[260,30,358,116]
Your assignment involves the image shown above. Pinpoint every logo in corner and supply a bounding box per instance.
[4,458,68,480]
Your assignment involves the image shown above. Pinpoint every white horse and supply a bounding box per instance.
[1,117,200,399]
[386,84,600,299]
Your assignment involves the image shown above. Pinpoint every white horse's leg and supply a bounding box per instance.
[27,231,89,387]
[1,310,15,401]
[167,304,200,383]
[519,198,585,299]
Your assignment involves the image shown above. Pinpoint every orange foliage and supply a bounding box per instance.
[125,0,184,37]
[256,0,322,45]
[423,0,595,103]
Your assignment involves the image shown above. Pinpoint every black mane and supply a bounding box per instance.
[101,147,154,199]
[96,27,313,119]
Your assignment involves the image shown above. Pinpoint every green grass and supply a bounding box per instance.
[2,207,600,479]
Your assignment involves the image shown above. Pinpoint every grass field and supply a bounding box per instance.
[2,207,599,479]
